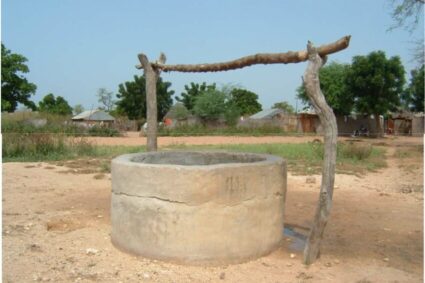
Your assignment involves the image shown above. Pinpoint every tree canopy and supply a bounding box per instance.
[297,61,353,115]
[97,88,116,112]
[176,82,216,111]
[115,75,174,121]
[388,0,424,65]
[403,65,424,112]
[1,43,37,112]
[346,51,405,136]
[73,104,85,115]
[228,88,262,116]
[272,101,295,114]
[193,89,227,122]
[38,93,73,115]
[346,51,405,115]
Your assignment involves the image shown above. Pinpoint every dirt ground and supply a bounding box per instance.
[3,135,424,282]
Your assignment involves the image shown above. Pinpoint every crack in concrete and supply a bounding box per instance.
[113,191,284,207]
[113,191,189,205]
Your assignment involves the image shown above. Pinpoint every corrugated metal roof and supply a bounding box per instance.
[72,110,115,121]
[249,108,283,119]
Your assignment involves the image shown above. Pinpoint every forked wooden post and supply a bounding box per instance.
[137,53,166,151]
[302,42,338,264]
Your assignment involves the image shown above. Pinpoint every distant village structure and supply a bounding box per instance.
[71,109,115,127]
[160,105,424,137]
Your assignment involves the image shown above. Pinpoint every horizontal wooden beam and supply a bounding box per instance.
[136,35,351,73]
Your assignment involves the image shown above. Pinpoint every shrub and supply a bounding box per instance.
[2,133,96,161]
[339,143,372,160]
[87,126,121,137]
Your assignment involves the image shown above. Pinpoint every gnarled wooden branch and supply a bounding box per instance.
[136,36,350,72]
[138,53,166,151]
[302,42,338,265]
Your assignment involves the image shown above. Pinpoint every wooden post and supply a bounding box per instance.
[302,42,338,265]
[138,53,166,151]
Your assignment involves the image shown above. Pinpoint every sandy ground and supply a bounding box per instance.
[2,135,424,282]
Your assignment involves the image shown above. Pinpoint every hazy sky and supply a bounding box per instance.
[2,0,423,111]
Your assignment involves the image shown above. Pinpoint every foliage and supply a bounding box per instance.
[158,124,290,136]
[166,142,386,175]
[228,88,262,116]
[402,65,424,111]
[87,125,121,137]
[3,133,143,162]
[38,93,73,115]
[115,75,174,121]
[297,62,353,115]
[73,104,85,115]
[97,88,116,112]
[193,89,227,122]
[1,43,37,112]
[166,103,190,120]
[1,111,120,137]
[2,133,93,161]
[272,101,295,114]
[224,103,241,126]
[388,0,424,33]
[346,51,405,116]
[176,82,216,111]
[388,0,424,65]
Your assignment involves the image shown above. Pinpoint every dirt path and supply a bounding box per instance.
[3,136,423,282]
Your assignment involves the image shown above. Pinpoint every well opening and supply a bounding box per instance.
[131,151,266,166]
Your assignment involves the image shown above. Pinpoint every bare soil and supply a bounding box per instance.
[3,135,423,282]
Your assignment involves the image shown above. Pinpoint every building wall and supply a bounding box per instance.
[336,115,383,136]
[412,116,424,136]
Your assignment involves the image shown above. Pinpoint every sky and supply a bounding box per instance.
[2,0,424,111]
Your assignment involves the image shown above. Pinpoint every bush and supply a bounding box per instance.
[224,104,241,127]
[159,124,286,136]
[2,133,98,161]
[339,142,372,160]
[87,126,121,137]
[193,89,227,122]
[1,112,122,137]
[311,141,373,160]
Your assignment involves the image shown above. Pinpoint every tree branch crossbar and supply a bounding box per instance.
[136,36,350,72]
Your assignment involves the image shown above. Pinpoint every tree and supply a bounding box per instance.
[167,103,190,120]
[97,88,116,112]
[193,89,227,123]
[272,101,295,114]
[297,62,353,115]
[38,93,73,115]
[115,75,174,121]
[73,104,85,115]
[176,82,216,111]
[346,51,406,137]
[388,0,424,65]
[228,88,262,116]
[388,0,424,33]
[1,43,37,112]
[403,65,424,111]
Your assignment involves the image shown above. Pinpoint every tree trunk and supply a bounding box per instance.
[302,42,338,265]
[375,113,383,138]
[137,53,166,151]
[136,36,351,73]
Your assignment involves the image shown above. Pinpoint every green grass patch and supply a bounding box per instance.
[393,145,423,158]
[2,133,144,162]
[164,142,386,175]
[3,133,386,176]
[158,124,302,137]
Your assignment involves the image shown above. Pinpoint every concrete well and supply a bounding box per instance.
[111,151,287,265]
